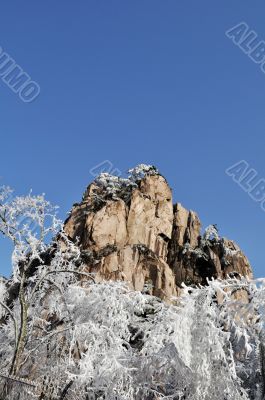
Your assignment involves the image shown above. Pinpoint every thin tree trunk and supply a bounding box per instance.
[9,270,28,376]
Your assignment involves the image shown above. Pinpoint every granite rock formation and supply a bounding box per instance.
[64,165,253,302]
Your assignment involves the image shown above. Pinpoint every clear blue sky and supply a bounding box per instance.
[1,1,265,278]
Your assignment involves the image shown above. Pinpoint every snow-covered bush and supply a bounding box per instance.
[47,278,264,399]
[128,164,159,182]
[94,173,137,203]
[1,271,265,399]
[91,164,160,206]
[203,224,219,243]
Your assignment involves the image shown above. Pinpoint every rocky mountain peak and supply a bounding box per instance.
[64,164,253,302]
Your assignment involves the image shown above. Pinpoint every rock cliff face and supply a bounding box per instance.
[64,165,253,302]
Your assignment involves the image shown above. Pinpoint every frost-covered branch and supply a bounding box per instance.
[29,269,95,303]
[0,300,18,345]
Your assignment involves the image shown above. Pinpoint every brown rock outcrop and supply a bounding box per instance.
[127,175,173,259]
[172,203,201,248]
[64,165,253,301]
[167,202,253,288]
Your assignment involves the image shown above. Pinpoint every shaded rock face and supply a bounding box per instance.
[168,204,253,287]
[64,168,253,301]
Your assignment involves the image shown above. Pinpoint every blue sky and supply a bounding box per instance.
[1,1,265,278]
